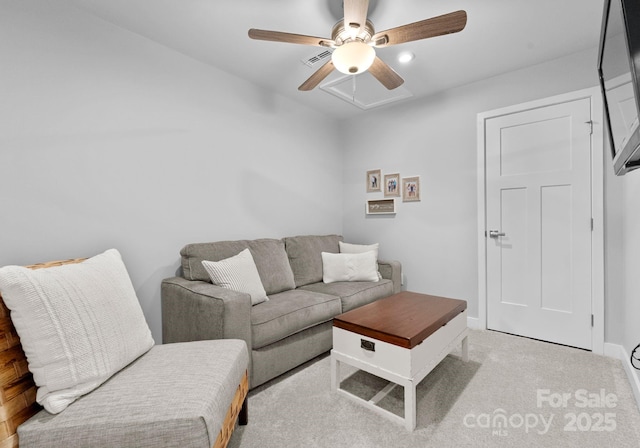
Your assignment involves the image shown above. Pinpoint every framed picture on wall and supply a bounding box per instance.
[366,169,382,192]
[366,199,396,214]
[402,176,421,202]
[383,173,400,197]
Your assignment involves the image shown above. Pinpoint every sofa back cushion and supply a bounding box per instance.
[284,235,343,287]
[181,238,295,295]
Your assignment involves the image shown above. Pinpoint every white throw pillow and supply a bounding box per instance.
[0,249,155,414]
[201,248,268,305]
[321,251,379,283]
[339,241,382,280]
[339,241,379,257]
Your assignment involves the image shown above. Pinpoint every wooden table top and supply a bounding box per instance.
[333,291,467,349]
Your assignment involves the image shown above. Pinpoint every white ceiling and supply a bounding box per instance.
[70,0,606,118]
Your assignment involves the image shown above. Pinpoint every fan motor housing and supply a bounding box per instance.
[331,19,375,46]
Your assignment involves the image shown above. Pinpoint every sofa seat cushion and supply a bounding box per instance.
[251,290,341,349]
[181,239,295,295]
[18,340,249,448]
[300,279,394,313]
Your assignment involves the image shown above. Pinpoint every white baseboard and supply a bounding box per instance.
[467,316,480,330]
[621,346,640,413]
[604,342,640,412]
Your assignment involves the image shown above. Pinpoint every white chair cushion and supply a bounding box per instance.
[0,249,154,414]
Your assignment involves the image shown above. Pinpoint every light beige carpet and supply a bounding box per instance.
[229,329,640,447]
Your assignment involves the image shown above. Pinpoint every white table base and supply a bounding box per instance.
[331,311,468,431]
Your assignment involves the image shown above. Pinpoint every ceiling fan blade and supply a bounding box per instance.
[343,0,370,33]
[371,10,467,47]
[248,29,334,47]
[298,60,335,91]
[368,57,404,90]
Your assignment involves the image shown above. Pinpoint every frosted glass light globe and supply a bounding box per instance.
[331,41,376,74]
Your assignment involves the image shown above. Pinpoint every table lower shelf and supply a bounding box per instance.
[331,327,469,430]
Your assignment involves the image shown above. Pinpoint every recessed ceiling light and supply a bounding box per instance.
[398,52,415,63]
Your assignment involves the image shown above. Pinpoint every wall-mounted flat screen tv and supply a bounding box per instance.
[598,0,640,175]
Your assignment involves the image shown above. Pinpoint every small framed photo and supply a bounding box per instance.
[402,176,421,202]
[366,169,382,193]
[366,199,396,214]
[383,173,400,197]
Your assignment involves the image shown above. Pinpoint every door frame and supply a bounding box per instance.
[476,87,605,354]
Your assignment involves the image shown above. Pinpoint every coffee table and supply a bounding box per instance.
[331,291,468,430]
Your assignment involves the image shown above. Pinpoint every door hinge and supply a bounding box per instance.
[591,218,594,231]
[591,314,594,327]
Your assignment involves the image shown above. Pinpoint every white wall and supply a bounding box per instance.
[342,48,601,322]
[604,138,640,390]
[1,1,632,357]
[621,170,640,390]
[0,2,344,341]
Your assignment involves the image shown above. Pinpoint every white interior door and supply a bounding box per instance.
[485,97,593,350]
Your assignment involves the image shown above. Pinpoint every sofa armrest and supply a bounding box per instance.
[378,259,402,294]
[161,277,253,353]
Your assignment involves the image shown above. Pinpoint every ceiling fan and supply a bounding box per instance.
[248,0,467,91]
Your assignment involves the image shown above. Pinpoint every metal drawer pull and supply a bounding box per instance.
[361,339,375,352]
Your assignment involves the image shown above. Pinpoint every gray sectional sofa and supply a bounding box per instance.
[162,234,401,388]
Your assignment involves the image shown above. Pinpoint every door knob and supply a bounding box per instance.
[489,230,506,238]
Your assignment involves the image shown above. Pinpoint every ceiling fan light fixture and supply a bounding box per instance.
[248,5,467,91]
[331,41,376,75]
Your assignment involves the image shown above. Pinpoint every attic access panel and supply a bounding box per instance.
[320,72,413,110]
